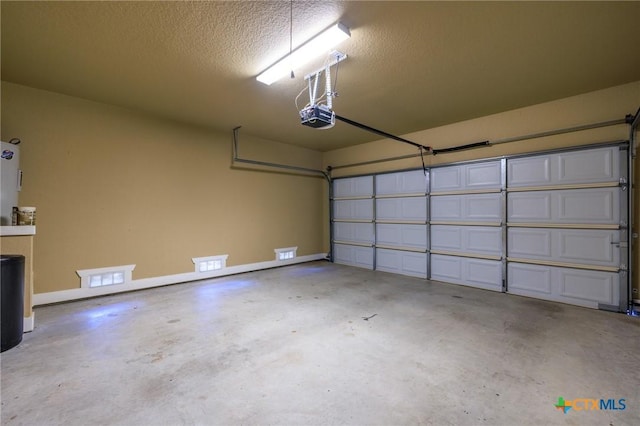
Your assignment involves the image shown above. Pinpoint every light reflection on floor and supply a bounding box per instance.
[78,301,140,328]
[287,265,330,277]
[66,280,259,331]
[195,279,255,299]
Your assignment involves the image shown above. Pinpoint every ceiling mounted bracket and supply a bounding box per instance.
[299,51,346,129]
[304,51,347,81]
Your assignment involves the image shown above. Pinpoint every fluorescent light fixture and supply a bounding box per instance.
[256,21,350,85]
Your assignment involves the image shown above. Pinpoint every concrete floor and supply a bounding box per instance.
[1,261,639,426]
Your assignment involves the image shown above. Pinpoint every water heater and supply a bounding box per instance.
[0,141,22,226]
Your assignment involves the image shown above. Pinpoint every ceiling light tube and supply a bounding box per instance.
[256,21,350,85]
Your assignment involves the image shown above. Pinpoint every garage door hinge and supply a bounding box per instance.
[619,177,627,190]
[619,263,627,271]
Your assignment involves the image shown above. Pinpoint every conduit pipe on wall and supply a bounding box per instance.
[329,116,630,171]
[231,126,330,182]
[231,126,334,262]
[490,118,626,146]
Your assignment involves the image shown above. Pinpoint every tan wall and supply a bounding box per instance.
[1,82,326,294]
[323,81,640,301]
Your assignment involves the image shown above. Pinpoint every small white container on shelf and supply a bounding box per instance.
[17,207,36,226]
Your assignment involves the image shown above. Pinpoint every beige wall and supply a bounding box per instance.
[1,82,326,294]
[323,81,640,300]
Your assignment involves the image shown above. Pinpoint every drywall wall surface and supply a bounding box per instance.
[323,81,640,302]
[1,82,325,294]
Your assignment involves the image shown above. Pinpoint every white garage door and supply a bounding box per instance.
[430,160,504,291]
[506,146,627,310]
[375,170,428,278]
[330,143,630,311]
[332,176,374,269]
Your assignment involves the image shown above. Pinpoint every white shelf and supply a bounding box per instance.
[0,226,36,236]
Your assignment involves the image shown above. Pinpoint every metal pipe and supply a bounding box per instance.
[330,152,422,171]
[329,117,627,171]
[326,62,332,110]
[491,118,626,146]
[232,126,330,181]
[627,107,639,314]
[233,156,328,177]
[432,141,490,155]
[232,126,333,264]
[311,72,320,105]
[334,114,431,151]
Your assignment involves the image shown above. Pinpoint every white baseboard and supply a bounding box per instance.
[23,313,34,332]
[33,253,328,306]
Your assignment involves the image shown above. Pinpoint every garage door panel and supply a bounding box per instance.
[431,254,502,291]
[507,263,618,308]
[508,263,552,295]
[431,255,462,281]
[465,194,502,220]
[400,225,428,248]
[376,197,427,221]
[431,226,462,251]
[558,230,618,264]
[465,227,502,255]
[508,228,618,265]
[375,224,398,246]
[431,161,501,191]
[432,225,501,255]
[508,156,551,187]
[465,162,502,189]
[430,196,462,220]
[559,269,617,305]
[507,147,618,187]
[556,147,618,184]
[507,229,552,257]
[431,193,501,222]
[376,249,427,278]
[333,176,373,198]
[465,259,502,290]
[431,167,462,192]
[507,193,552,221]
[333,199,373,220]
[558,189,617,223]
[376,224,427,249]
[376,170,427,195]
[334,244,374,270]
[333,222,374,244]
[507,188,619,224]
[401,253,428,278]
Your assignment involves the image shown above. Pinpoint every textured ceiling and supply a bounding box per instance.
[2,1,640,151]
